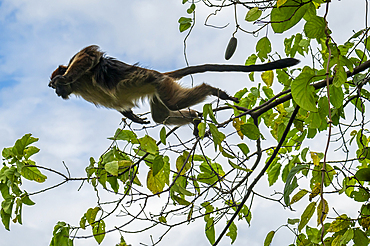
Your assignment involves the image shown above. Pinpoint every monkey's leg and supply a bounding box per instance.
[120,110,150,124]
[150,96,198,126]
[156,78,238,111]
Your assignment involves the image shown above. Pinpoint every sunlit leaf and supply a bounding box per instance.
[327,214,351,232]
[105,161,119,176]
[264,230,275,246]
[21,165,47,183]
[245,7,262,22]
[261,70,274,87]
[139,135,158,155]
[290,189,308,205]
[317,199,328,225]
[147,168,165,195]
[92,220,105,244]
[226,221,237,244]
[298,202,316,232]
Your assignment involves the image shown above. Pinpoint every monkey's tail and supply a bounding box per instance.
[164,58,300,79]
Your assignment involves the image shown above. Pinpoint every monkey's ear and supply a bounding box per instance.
[50,65,68,80]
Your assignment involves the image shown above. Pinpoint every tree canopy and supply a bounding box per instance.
[2,0,370,246]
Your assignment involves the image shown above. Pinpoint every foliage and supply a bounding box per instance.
[2,0,370,245]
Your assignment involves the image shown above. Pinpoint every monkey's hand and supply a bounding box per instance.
[49,75,73,99]
[121,110,150,124]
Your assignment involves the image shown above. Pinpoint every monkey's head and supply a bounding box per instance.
[49,65,72,99]
[49,65,67,83]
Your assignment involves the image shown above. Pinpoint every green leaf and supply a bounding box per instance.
[264,231,275,246]
[365,36,370,52]
[205,217,215,245]
[339,228,354,245]
[1,208,11,230]
[159,216,167,224]
[333,65,347,87]
[256,37,271,61]
[261,70,274,87]
[147,168,165,195]
[187,3,195,14]
[109,129,138,143]
[237,143,250,156]
[12,134,38,158]
[80,214,87,229]
[176,152,191,175]
[107,177,119,193]
[262,86,274,99]
[288,218,300,225]
[226,221,237,244]
[271,0,309,33]
[198,122,206,139]
[24,146,40,159]
[329,84,344,109]
[267,162,281,186]
[21,194,35,206]
[50,221,72,246]
[228,160,252,173]
[301,147,309,162]
[353,228,369,246]
[245,7,262,22]
[245,54,257,66]
[240,123,260,140]
[178,17,192,32]
[327,214,351,232]
[92,220,105,244]
[306,226,320,244]
[298,202,316,232]
[171,183,194,196]
[209,124,225,151]
[139,135,158,155]
[291,68,318,112]
[86,207,101,225]
[290,189,308,205]
[203,104,218,124]
[350,189,369,202]
[304,16,326,39]
[355,167,370,181]
[317,199,328,225]
[152,155,164,177]
[172,195,191,206]
[198,162,225,185]
[284,165,309,206]
[160,127,166,145]
[105,161,119,176]
[21,165,47,183]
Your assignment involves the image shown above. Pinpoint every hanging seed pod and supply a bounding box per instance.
[225,36,237,60]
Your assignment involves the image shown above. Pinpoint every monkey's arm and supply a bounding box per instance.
[121,110,150,124]
[164,58,300,79]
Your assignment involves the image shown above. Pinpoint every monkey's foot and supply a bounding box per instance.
[121,110,150,124]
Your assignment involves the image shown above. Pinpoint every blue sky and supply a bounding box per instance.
[0,0,367,245]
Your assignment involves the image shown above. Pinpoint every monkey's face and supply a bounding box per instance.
[49,66,72,99]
